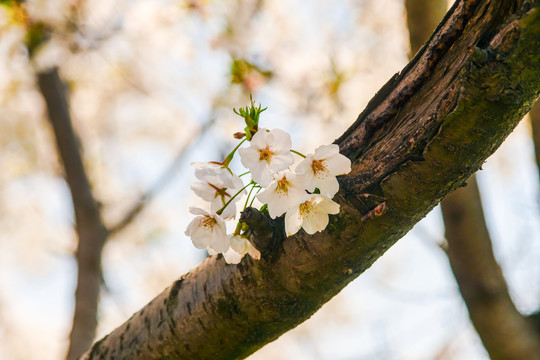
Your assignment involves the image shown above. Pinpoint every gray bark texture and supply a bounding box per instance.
[83,1,540,358]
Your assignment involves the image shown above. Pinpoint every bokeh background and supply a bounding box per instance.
[1,0,539,359]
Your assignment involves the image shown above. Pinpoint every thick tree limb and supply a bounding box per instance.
[37,68,109,360]
[82,1,540,359]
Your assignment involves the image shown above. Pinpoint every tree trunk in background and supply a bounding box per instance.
[441,177,540,358]
[81,2,540,358]
[37,68,109,360]
[405,0,540,358]
[530,101,540,177]
[404,0,447,57]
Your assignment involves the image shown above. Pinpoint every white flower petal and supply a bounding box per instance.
[239,147,260,169]
[317,176,340,197]
[189,207,209,216]
[285,208,302,236]
[294,155,311,174]
[318,196,340,214]
[303,211,329,234]
[269,153,294,172]
[257,171,310,219]
[192,162,223,180]
[188,223,211,249]
[209,230,230,253]
[314,144,339,158]
[250,128,270,148]
[326,153,351,175]
[269,128,292,150]
[239,128,293,187]
[222,249,244,264]
[254,161,273,187]
[247,244,261,260]
[230,235,249,254]
[191,182,217,202]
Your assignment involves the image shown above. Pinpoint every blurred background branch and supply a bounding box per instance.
[37,67,108,360]
[405,0,540,358]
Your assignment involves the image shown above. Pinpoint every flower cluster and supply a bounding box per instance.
[185,98,351,264]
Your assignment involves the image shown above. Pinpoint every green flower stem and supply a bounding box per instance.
[249,186,262,207]
[222,138,247,168]
[233,221,243,236]
[290,149,306,158]
[239,171,250,178]
[216,180,254,216]
[243,184,257,211]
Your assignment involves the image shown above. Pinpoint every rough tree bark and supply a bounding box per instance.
[37,69,109,360]
[405,1,540,358]
[82,1,540,358]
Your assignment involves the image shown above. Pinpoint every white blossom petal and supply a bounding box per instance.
[285,207,303,236]
[316,176,340,198]
[239,128,294,187]
[326,153,352,175]
[222,235,261,264]
[296,144,351,197]
[190,169,245,220]
[185,208,229,251]
[303,211,329,234]
[210,230,230,253]
[257,171,309,219]
[191,162,223,180]
[222,249,244,264]
[283,195,340,236]
[270,153,295,172]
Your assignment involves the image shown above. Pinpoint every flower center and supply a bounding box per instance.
[311,159,328,177]
[299,201,313,216]
[276,176,290,195]
[258,146,275,162]
[208,183,231,199]
[202,216,217,229]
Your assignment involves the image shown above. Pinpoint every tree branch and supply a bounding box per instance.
[37,68,109,360]
[82,1,540,358]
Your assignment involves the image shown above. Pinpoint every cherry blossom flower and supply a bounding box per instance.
[185,207,230,252]
[221,235,261,264]
[191,161,223,180]
[257,170,310,219]
[295,144,351,197]
[238,128,294,186]
[191,170,245,219]
[285,195,340,236]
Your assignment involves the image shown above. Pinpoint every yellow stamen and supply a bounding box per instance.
[258,146,275,162]
[299,201,313,215]
[202,216,217,229]
[276,176,290,195]
[311,159,327,176]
